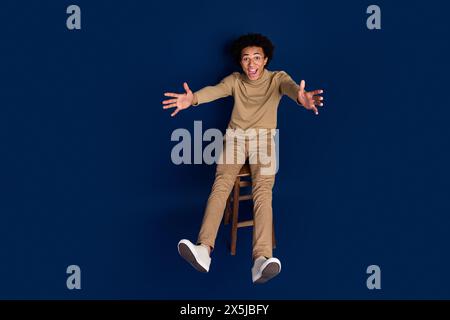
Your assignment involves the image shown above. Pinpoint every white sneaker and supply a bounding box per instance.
[252,256,281,284]
[177,239,211,273]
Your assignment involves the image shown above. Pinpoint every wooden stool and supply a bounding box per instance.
[223,163,276,255]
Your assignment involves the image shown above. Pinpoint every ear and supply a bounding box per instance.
[264,56,268,66]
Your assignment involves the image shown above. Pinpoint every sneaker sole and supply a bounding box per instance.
[178,242,208,273]
[254,261,281,284]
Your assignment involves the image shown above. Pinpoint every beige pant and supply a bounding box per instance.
[197,128,277,260]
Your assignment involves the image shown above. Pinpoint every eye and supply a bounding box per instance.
[254,56,261,61]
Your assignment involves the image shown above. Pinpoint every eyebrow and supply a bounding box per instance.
[242,53,263,56]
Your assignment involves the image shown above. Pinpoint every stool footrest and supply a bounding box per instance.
[237,220,254,228]
[239,181,252,187]
[230,194,253,202]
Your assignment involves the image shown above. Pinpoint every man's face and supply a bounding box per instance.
[240,46,268,81]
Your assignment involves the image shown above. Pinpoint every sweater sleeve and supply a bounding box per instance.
[192,73,236,106]
[279,71,302,106]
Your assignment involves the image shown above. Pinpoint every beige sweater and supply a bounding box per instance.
[192,68,301,130]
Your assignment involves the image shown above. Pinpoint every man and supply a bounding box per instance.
[162,33,324,283]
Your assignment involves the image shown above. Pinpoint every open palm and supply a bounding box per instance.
[162,82,194,117]
[297,80,324,115]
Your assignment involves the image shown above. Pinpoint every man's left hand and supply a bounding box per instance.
[297,80,324,115]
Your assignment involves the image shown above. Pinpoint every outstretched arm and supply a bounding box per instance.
[162,73,236,117]
[191,73,235,107]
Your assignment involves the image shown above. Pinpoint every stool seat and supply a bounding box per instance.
[223,163,276,255]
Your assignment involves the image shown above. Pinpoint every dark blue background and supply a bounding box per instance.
[1,0,449,299]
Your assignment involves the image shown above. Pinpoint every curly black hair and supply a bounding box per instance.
[230,33,275,67]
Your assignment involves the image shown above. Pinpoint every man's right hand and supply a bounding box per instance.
[162,82,195,117]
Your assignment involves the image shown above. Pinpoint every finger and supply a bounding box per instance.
[164,92,180,98]
[312,105,319,115]
[299,80,305,92]
[162,99,177,104]
[171,108,181,117]
[313,97,324,106]
[311,89,324,96]
[163,103,177,109]
[313,96,323,102]
[183,82,191,93]
[314,100,324,107]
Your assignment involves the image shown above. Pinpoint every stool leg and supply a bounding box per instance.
[224,195,231,225]
[230,177,240,255]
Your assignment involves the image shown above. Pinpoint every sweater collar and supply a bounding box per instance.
[241,68,270,85]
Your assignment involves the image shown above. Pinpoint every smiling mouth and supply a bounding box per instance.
[248,68,258,77]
